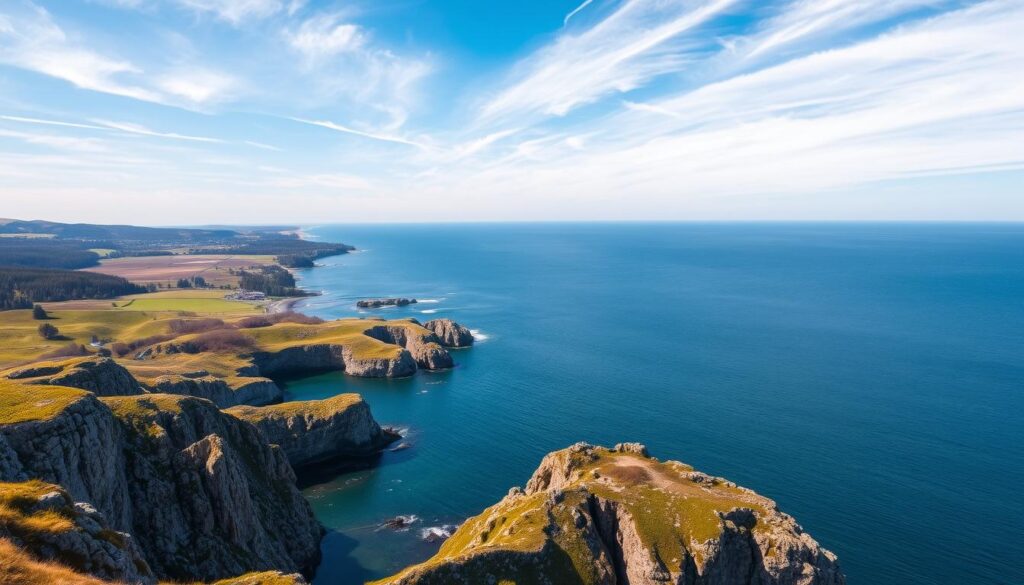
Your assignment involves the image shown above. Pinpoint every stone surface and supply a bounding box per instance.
[0,391,323,582]
[423,319,475,348]
[227,393,399,469]
[374,443,845,585]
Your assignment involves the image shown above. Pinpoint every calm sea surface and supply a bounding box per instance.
[284,223,1024,585]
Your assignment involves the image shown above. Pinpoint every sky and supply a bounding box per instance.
[0,0,1021,225]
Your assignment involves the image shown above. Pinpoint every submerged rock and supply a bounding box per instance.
[373,443,845,585]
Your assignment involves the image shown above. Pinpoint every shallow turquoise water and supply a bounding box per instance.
[285,223,1024,585]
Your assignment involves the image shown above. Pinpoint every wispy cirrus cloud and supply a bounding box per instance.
[481,0,737,121]
[0,2,238,107]
[430,1,1024,219]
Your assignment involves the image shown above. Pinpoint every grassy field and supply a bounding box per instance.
[112,290,262,314]
[81,254,276,287]
[0,291,261,366]
[86,248,117,258]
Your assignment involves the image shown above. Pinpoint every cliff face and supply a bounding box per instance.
[374,443,845,585]
[362,325,454,370]
[146,374,282,408]
[0,480,153,583]
[423,319,475,348]
[0,384,323,583]
[227,393,399,469]
[251,343,419,379]
[4,358,143,397]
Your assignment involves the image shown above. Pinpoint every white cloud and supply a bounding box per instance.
[290,117,426,148]
[174,0,283,24]
[0,3,239,108]
[481,0,737,120]
[155,69,238,104]
[563,0,594,26]
[90,119,225,143]
[286,14,365,60]
[0,3,160,102]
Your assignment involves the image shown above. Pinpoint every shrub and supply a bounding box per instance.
[167,318,228,335]
[110,334,174,358]
[236,311,323,328]
[31,305,47,320]
[39,344,89,359]
[37,323,59,340]
[182,330,255,353]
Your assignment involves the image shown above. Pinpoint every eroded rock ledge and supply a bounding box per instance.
[373,443,845,585]
[227,393,400,469]
[0,386,322,583]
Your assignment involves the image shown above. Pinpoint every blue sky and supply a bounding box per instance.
[0,0,1021,224]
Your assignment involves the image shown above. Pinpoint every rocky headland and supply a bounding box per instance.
[423,318,475,348]
[227,393,400,469]
[374,443,845,585]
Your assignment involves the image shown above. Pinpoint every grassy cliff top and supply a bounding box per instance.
[374,444,781,585]
[227,393,363,422]
[0,380,90,424]
[102,393,199,420]
[0,480,75,540]
[244,317,429,360]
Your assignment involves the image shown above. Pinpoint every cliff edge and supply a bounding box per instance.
[374,443,844,585]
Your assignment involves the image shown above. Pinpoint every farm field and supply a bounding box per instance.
[81,254,275,286]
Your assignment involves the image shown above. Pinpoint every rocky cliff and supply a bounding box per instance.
[250,343,419,378]
[0,479,153,583]
[374,443,844,585]
[227,393,399,469]
[362,324,454,370]
[4,357,143,397]
[145,373,282,408]
[0,381,323,582]
[423,319,474,348]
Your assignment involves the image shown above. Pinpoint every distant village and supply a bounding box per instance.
[224,290,267,301]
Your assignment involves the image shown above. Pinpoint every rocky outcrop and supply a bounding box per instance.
[251,343,418,379]
[357,298,417,308]
[5,358,143,396]
[362,324,453,370]
[374,443,844,585]
[423,319,474,348]
[227,393,399,469]
[146,374,281,408]
[0,386,323,583]
[0,481,153,583]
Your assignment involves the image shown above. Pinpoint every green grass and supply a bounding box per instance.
[227,393,362,422]
[87,248,117,258]
[117,297,259,313]
[373,446,777,585]
[0,381,89,424]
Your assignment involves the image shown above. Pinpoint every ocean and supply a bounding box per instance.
[284,222,1024,585]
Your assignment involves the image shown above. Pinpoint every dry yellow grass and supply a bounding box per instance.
[0,538,108,585]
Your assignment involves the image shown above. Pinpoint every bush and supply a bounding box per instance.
[37,323,59,340]
[167,318,228,335]
[182,330,255,353]
[110,334,174,358]
[40,343,90,359]
[236,311,323,328]
[32,304,47,320]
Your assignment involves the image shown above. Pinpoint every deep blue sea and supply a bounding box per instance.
[286,223,1024,585]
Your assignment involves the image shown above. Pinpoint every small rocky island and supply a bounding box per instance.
[373,443,845,585]
[357,298,417,308]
